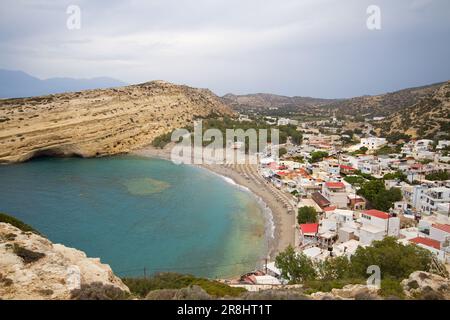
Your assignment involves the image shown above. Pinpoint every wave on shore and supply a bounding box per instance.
[208,169,276,242]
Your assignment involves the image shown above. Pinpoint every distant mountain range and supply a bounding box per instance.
[222,83,446,117]
[0,69,127,98]
[223,81,450,139]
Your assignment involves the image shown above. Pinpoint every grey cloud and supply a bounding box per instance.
[0,0,449,98]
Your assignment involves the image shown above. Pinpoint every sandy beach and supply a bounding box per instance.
[133,144,297,260]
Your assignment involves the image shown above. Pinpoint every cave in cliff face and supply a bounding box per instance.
[26,147,84,161]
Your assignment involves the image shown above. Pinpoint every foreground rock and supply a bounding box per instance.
[0,222,129,299]
[402,271,450,300]
[0,81,234,163]
[311,284,381,300]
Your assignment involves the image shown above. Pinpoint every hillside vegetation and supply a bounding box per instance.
[373,81,450,139]
[323,82,444,118]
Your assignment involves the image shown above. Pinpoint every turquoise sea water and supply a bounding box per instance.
[0,156,268,278]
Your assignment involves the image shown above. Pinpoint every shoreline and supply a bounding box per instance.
[132,144,296,261]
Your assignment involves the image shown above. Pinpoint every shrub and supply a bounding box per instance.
[146,285,211,300]
[122,273,245,298]
[425,170,449,181]
[350,237,432,280]
[344,175,366,186]
[357,180,402,211]
[275,245,317,283]
[151,132,173,149]
[303,279,363,294]
[379,278,404,299]
[70,282,130,300]
[297,206,318,224]
[0,213,40,234]
[310,151,329,163]
[383,171,407,182]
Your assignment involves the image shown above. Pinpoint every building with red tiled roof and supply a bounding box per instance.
[300,223,319,235]
[322,182,347,209]
[359,209,400,245]
[340,165,356,175]
[312,192,331,209]
[325,182,345,189]
[409,237,441,250]
[362,209,390,220]
[432,224,450,234]
[323,206,337,212]
[299,223,319,245]
[430,223,450,243]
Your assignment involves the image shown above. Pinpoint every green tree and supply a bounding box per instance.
[357,180,402,211]
[425,170,449,181]
[344,175,366,186]
[372,188,402,212]
[383,171,407,182]
[359,146,368,154]
[275,245,317,283]
[310,151,329,163]
[386,132,411,144]
[279,147,288,157]
[297,206,318,224]
[316,256,353,281]
[350,237,432,280]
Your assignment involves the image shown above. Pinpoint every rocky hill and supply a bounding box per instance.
[322,82,445,118]
[223,82,448,122]
[0,81,234,163]
[0,222,129,299]
[222,93,335,111]
[373,81,450,139]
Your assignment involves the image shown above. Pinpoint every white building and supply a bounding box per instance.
[430,223,450,244]
[421,187,450,215]
[360,225,386,246]
[360,137,387,150]
[360,161,381,176]
[277,118,298,126]
[322,182,348,209]
[321,160,340,176]
[333,239,360,258]
[359,209,400,245]
[408,237,447,263]
[402,184,428,211]
[414,139,433,153]
[437,140,450,150]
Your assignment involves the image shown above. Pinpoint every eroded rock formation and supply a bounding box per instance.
[0,81,234,163]
[0,222,129,299]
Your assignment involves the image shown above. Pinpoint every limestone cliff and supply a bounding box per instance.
[0,222,129,300]
[0,81,234,163]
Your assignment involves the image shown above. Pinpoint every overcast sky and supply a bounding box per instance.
[0,0,449,98]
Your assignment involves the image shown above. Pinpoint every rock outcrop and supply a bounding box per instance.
[402,271,450,300]
[310,284,381,300]
[0,81,234,163]
[0,222,129,299]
